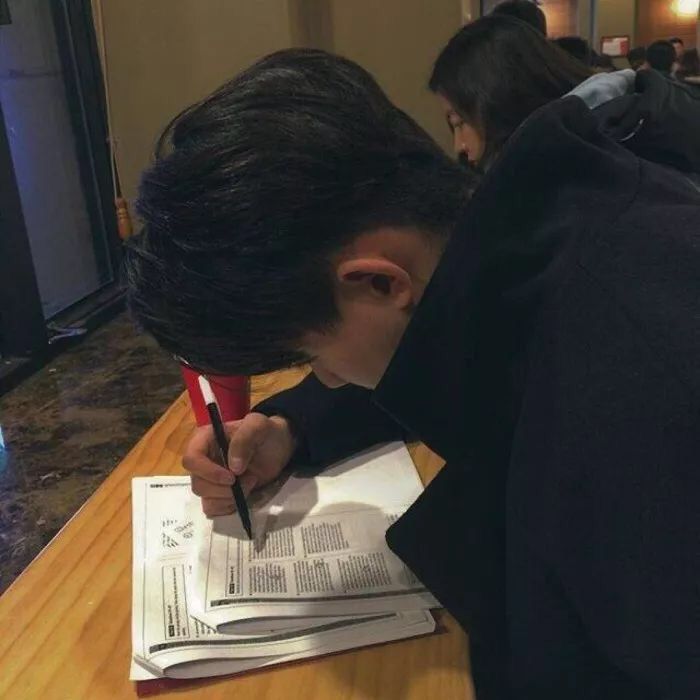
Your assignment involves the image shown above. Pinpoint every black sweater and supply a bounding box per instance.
[258,97,700,699]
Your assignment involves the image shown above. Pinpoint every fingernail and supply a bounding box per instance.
[230,458,244,474]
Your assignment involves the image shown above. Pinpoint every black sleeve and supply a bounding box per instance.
[254,373,408,472]
[513,257,700,698]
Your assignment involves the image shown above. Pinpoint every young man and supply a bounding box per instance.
[669,36,685,60]
[627,45,647,70]
[126,49,700,699]
[645,39,677,77]
[553,35,593,65]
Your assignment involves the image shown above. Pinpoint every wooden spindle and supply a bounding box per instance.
[115,196,133,239]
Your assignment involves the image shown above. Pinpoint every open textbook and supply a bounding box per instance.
[131,442,438,681]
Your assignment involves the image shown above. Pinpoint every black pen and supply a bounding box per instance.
[198,375,253,540]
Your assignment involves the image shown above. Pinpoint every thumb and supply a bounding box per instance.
[238,472,259,498]
[227,413,270,475]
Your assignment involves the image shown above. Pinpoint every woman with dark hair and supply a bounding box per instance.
[428,16,590,169]
[430,15,700,178]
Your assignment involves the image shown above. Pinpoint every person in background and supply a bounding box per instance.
[429,17,590,170]
[645,39,677,77]
[626,45,646,70]
[491,0,546,35]
[592,51,616,72]
[431,17,700,178]
[676,48,700,85]
[553,35,593,65]
[126,43,700,699]
[669,36,685,60]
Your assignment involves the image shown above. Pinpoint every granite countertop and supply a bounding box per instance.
[0,313,184,593]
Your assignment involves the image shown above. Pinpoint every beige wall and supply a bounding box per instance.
[328,0,462,154]
[577,0,592,41]
[94,0,294,206]
[594,0,637,47]
[93,0,461,207]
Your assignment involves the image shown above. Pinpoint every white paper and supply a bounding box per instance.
[188,442,437,628]
[132,609,435,680]
[131,460,435,680]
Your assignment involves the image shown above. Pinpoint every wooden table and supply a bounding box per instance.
[0,368,474,699]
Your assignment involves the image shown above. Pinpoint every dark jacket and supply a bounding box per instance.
[259,97,700,698]
[580,68,700,177]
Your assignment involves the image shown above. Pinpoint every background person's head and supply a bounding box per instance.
[645,40,676,75]
[592,52,616,73]
[669,37,684,60]
[429,15,591,169]
[554,36,593,66]
[627,46,646,70]
[491,0,547,35]
[125,49,470,388]
[676,48,700,80]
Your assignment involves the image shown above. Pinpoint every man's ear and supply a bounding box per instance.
[336,258,414,309]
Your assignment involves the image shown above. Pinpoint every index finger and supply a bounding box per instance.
[183,427,236,485]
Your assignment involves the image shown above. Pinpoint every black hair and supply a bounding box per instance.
[125,49,470,376]
[592,52,616,72]
[646,40,676,73]
[669,37,684,46]
[491,0,547,35]
[429,15,591,167]
[676,48,700,79]
[627,45,646,69]
[554,36,593,65]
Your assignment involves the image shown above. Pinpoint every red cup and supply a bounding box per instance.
[180,364,250,426]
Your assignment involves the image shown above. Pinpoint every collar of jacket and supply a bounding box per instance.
[594,69,700,174]
[372,97,640,463]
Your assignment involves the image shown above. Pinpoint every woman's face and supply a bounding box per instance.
[438,94,485,165]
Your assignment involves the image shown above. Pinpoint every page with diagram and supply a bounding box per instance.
[187,442,438,629]
[131,474,435,680]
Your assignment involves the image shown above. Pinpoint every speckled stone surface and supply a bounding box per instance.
[0,313,184,593]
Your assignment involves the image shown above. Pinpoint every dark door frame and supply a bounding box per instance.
[0,99,48,361]
[0,0,124,395]
[52,0,123,282]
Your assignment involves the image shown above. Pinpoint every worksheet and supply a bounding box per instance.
[187,442,437,629]
[131,456,436,680]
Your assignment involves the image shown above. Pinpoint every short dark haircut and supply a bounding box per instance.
[125,49,470,376]
[669,37,684,47]
[554,36,593,65]
[646,40,676,73]
[676,48,700,79]
[592,52,615,72]
[429,15,591,167]
[491,0,547,35]
[627,45,646,69]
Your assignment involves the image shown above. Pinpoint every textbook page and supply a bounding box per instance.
[131,475,434,679]
[188,442,438,628]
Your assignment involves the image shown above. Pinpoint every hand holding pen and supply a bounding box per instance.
[198,375,253,539]
[183,380,298,524]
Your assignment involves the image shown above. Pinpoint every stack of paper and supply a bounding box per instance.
[130,442,438,681]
